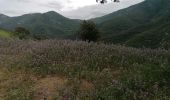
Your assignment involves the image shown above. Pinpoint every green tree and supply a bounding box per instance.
[14,27,30,39]
[77,20,100,42]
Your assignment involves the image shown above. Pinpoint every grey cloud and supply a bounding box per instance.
[0,0,62,16]
[40,1,63,10]
[62,0,144,19]
[15,0,31,3]
[0,0,144,19]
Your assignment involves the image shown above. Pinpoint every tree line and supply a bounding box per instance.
[13,27,48,40]
[13,20,101,42]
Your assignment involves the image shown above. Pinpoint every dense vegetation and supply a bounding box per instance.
[14,27,31,39]
[0,39,169,99]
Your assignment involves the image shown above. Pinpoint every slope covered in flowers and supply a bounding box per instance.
[0,39,169,99]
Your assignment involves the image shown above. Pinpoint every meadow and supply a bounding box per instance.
[0,29,11,39]
[0,39,169,100]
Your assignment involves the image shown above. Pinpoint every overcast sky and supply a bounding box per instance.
[0,0,144,19]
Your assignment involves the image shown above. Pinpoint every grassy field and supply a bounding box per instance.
[0,39,169,100]
[0,29,12,38]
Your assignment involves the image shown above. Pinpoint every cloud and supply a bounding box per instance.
[62,0,144,19]
[40,1,63,10]
[0,0,144,19]
[0,0,64,16]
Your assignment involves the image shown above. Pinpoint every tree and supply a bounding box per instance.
[96,0,120,4]
[14,27,30,39]
[77,20,100,42]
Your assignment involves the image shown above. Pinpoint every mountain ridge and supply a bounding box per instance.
[0,11,80,38]
[91,0,170,48]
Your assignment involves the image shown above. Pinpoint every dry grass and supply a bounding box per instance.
[33,77,67,100]
[0,39,169,99]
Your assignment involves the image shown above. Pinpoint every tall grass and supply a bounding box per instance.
[0,39,169,99]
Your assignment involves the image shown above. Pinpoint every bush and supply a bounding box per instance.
[14,27,30,39]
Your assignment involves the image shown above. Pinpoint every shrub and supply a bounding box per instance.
[14,27,30,39]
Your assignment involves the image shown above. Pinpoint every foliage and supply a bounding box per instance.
[0,39,169,99]
[14,27,30,39]
[77,20,100,42]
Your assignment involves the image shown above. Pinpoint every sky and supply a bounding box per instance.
[0,0,144,19]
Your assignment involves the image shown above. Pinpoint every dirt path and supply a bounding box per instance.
[33,76,67,100]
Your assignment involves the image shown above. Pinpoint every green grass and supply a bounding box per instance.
[0,29,12,38]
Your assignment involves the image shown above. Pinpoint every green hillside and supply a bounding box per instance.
[0,29,11,38]
[92,0,170,48]
[126,11,170,48]
[0,11,80,38]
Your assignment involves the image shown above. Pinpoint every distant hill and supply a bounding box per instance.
[0,14,10,21]
[92,0,170,48]
[0,11,80,38]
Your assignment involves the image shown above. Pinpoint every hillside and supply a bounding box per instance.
[0,14,10,23]
[0,39,169,99]
[0,29,12,38]
[0,11,80,38]
[92,0,170,48]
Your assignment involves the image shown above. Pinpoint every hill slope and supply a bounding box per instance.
[92,0,170,48]
[0,39,170,99]
[0,29,12,38]
[0,11,80,38]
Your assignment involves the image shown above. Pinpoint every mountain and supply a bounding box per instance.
[0,14,10,19]
[92,0,170,48]
[0,0,169,48]
[0,11,80,38]
[0,14,10,24]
